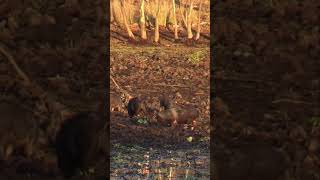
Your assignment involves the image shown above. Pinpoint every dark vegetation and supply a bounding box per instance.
[213,0,320,179]
[0,0,107,179]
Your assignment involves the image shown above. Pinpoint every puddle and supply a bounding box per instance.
[110,144,210,179]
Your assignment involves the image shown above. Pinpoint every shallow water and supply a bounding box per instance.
[110,143,210,180]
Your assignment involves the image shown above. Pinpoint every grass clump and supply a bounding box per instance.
[187,50,206,64]
[308,116,320,126]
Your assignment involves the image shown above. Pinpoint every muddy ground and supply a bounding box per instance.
[213,1,320,179]
[110,30,210,178]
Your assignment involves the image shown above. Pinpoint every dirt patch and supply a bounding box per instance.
[110,44,210,147]
[110,41,210,179]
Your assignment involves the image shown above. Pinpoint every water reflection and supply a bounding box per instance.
[111,144,209,179]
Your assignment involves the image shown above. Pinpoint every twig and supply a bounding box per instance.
[152,83,190,88]
[137,89,159,93]
[0,44,30,83]
[0,43,69,117]
[110,75,133,99]
[115,123,127,128]
[214,76,266,83]
[110,75,121,90]
[272,98,313,105]
[0,46,52,109]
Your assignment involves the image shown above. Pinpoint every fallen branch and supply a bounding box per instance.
[115,123,127,128]
[110,75,121,90]
[0,43,69,119]
[110,75,133,99]
[137,89,160,93]
[0,44,30,83]
[272,98,313,105]
[214,76,267,84]
[152,83,191,88]
[0,44,47,97]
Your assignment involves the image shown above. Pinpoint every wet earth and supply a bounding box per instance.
[110,144,209,180]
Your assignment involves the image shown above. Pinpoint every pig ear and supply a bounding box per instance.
[128,95,134,100]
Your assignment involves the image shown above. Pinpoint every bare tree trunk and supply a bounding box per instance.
[187,0,194,39]
[127,0,133,24]
[178,0,194,40]
[145,0,152,29]
[195,0,202,40]
[172,0,179,39]
[140,0,147,40]
[110,0,114,23]
[179,0,188,29]
[154,0,160,43]
[111,0,120,25]
[120,0,135,40]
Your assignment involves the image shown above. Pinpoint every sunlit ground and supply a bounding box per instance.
[110,143,210,180]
